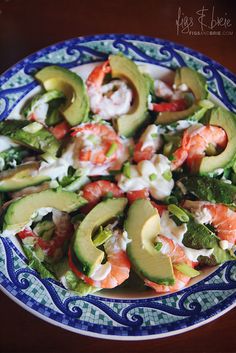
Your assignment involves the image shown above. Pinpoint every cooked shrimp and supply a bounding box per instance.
[81,180,123,212]
[171,125,227,172]
[18,210,74,260]
[133,125,162,163]
[86,61,132,119]
[184,200,236,245]
[154,79,187,100]
[69,230,131,289]
[144,235,193,293]
[145,269,190,293]
[86,61,111,88]
[71,123,123,165]
[133,142,155,163]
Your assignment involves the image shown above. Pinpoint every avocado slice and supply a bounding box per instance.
[73,198,128,276]
[125,199,174,285]
[199,107,236,174]
[156,67,208,125]
[0,162,50,192]
[35,66,89,126]
[179,176,236,206]
[109,55,149,137]
[1,189,87,235]
[0,120,60,156]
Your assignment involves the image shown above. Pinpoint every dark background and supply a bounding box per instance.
[0,0,236,352]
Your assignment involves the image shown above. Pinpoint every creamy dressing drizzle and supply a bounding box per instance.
[118,154,174,200]
[0,136,17,153]
[140,124,162,151]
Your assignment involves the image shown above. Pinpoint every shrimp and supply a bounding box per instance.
[81,180,123,212]
[145,269,191,293]
[18,210,74,260]
[69,230,131,289]
[184,200,236,245]
[71,123,123,165]
[133,125,162,163]
[154,79,188,100]
[133,141,155,163]
[171,125,227,172]
[86,61,111,88]
[144,235,194,293]
[86,61,132,119]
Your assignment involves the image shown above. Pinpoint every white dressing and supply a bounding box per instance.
[219,240,233,250]
[159,210,214,262]
[118,154,174,200]
[0,136,17,153]
[36,142,75,181]
[140,124,162,152]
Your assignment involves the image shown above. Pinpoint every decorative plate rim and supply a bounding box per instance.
[0,33,236,340]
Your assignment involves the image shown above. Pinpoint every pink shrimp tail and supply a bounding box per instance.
[86,61,111,88]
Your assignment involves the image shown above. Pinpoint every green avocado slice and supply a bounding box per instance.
[73,198,128,276]
[0,162,50,192]
[125,199,174,285]
[1,189,87,235]
[156,67,208,125]
[175,67,207,101]
[35,66,89,126]
[0,120,60,156]
[109,54,150,137]
[199,107,236,174]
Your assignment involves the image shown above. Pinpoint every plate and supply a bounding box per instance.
[0,34,236,340]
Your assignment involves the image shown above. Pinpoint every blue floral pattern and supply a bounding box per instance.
[0,34,235,339]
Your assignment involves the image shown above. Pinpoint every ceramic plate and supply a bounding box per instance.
[0,34,236,340]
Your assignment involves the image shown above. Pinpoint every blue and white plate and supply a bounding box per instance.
[0,34,236,340]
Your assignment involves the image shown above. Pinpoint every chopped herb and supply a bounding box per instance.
[104,191,114,199]
[87,134,98,143]
[162,170,172,181]
[123,162,131,178]
[168,155,175,161]
[154,241,163,251]
[164,195,178,205]
[106,143,118,157]
[168,204,189,223]
[128,145,134,157]
[151,133,158,138]
[149,173,157,181]
[93,226,113,247]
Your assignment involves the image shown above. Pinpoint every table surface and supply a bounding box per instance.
[0,0,235,352]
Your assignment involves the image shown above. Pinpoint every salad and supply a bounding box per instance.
[0,53,235,296]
